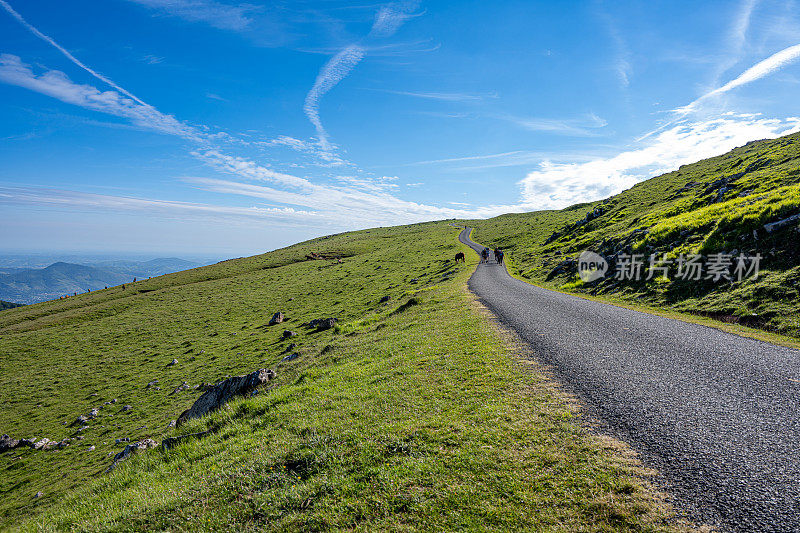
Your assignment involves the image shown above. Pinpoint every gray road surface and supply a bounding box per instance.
[460,227,800,532]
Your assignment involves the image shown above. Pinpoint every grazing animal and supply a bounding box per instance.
[455,252,466,263]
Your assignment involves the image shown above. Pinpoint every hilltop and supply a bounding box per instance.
[0,222,678,531]
[470,131,800,338]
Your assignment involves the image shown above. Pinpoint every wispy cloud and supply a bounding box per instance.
[409,149,597,171]
[0,0,148,105]
[303,1,420,151]
[303,44,366,151]
[640,41,800,140]
[502,112,608,136]
[688,43,800,108]
[0,54,203,140]
[375,89,494,101]
[520,114,800,209]
[0,186,319,224]
[124,0,260,31]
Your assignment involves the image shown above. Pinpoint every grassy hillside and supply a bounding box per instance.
[469,132,800,338]
[0,222,682,531]
[0,300,23,311]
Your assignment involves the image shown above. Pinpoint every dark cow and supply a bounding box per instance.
[454,252,466,263]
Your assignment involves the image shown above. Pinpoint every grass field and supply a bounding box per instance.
[468,132,800,339]
[0,222,685,531]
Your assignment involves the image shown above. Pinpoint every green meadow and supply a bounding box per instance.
[0,222,681,531]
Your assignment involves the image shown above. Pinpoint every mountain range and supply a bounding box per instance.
[0,258,199,304]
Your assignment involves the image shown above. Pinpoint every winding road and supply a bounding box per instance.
[460,227,800,532]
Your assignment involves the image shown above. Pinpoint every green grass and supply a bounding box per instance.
[0,222,681,531]
[467,131,800,339]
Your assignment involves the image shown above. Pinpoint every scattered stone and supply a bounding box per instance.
[106,439,158,472]
[268,311,284,325]
[282,330,297,339]
[281,352,300,362]
[168,358,178,366]
[33,438,53,450]
[308,317,337,330]
[379,295,390,303]
[764,213,800,233]
[71,415,89,427]
[167,420,176,429]
[115,438,130,444]
[161,430,210,450]
[121,405,133,412]
[75,436,84,440]
[145,380,159,389]
[0,434,19,452]
[18,438,36,449]
[34,491,43,499]
[410,278,419,283]
[288,297,294,301]
[177,368,276,426]
[87,445,95,451]
[57,439,71,449]
[89,408,100,419]
[170,382,190,395]
[109,398,118,404]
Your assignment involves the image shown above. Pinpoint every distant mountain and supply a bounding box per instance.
[86,258,199,278]
[0,300,23,311]
[0,258,200,304]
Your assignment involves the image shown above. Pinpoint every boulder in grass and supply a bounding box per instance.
[281,352,300,362]
[70,415,89,427]
[308,317,337,330]
[282,330,296,339]
[106,439,158,472]
[0,434,19,452]
[268,312,284,325]
[176,368,276,426]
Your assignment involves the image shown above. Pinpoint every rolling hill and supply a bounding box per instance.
[0,222,677,531]
[7,133,800,530]
[469,131,800,338]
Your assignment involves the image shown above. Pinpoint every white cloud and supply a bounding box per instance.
[0,54,202,140]
[0,186,319,224]
[643,40,800,140]
[303,44,366,151]
[302,1,420,152]
[0,0,148,105]
[377,89,493,101]
[519,114,800,209]
[124,0,259,31]
[503,113,608,136]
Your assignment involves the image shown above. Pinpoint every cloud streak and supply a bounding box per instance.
[0,54,202,140]
[124,0,259,31]
[303,1,420,151]
[303,44,366,152]
[0,0,149,106]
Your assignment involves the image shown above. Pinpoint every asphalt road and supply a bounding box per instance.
[460,227,800,532]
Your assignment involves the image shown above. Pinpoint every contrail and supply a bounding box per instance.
[638,42,800,141]
[0,0,148,106]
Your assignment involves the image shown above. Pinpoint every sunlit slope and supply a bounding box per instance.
[471,132,800,337]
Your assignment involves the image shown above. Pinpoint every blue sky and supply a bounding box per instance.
[2,0,800,255]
